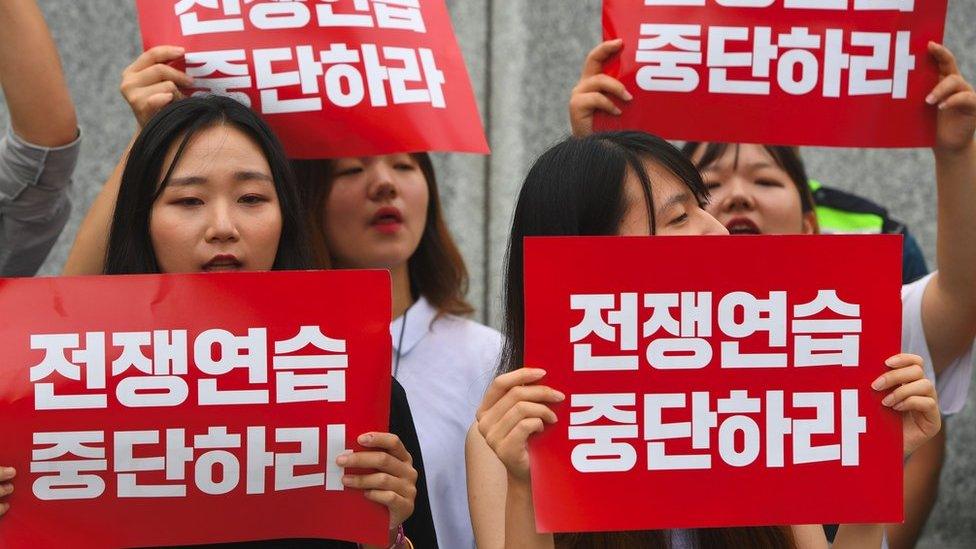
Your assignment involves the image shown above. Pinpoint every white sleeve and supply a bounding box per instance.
[901,272,975,415]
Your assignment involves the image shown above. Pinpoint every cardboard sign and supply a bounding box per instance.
[0,270,393,548]
[599,0,948,148]
[524,235,903,533]
[137,0,489,158]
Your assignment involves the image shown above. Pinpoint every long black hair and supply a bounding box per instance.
[499,131,708,377]
[105,95,311,274]
[503,131,795,548]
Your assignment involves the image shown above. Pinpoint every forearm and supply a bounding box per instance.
[886,428,945,549]
[0,0,77,146]
[467,426,508,549]
[831,523,884,548]
[504,476,553,549]
[934,140,976,302]
[470,478,507,549]
[831,437,943,549]
[62,140,131,275]
[924,141,976,372]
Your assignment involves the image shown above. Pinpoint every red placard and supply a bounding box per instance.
[136,0,489,158]
[0,270,392,548]
[525,235,903,533]
[598,0,948,148]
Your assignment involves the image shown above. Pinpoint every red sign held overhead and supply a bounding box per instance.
[0,270,393,548]
[599,0,949,147]
[524,235,903,533]
[136,0,489,158]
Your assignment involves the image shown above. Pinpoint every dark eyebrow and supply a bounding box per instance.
[234,171,274,183]
[701,160,778,173]
[166,171,273,187]
[747,162,778,172]
[655,191,692,217]
[167,175,206,187]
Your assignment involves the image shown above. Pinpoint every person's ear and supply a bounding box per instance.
[802,210,819,235]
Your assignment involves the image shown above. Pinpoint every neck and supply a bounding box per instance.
[391,263,413,320]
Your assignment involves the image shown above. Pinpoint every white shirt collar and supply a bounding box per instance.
[390,296,437,356]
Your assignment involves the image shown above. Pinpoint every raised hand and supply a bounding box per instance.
[928,43,976,154]
[569,39,633,137]
[475,368,565,482]
[0,466,15,518]
[338,432,418,537]
[120,45,194,128]
[872,353,941,458]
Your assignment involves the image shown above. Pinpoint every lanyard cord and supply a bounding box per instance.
[393,307,408,379]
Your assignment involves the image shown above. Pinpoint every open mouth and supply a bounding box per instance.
[725,218,761,235]
[371,207,404,227]
[203,255,243,271]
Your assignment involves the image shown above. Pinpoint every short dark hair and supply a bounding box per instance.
[292,153,473,317]
[105,95,311,274]
[682,142,817,214]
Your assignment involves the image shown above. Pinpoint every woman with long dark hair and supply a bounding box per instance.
[60,47,464,547]
[293,153,502,549]
[17,94,435,549]
[465,131,942,549]
[569,39,976,548]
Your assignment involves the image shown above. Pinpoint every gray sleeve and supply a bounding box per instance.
[0,127,81,277]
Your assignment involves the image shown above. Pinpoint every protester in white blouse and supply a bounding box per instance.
[293,153,503,549]
[392,295,501,548]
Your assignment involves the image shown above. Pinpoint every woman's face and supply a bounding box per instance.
[149,125,282,273]
[618,160,729,237]
[693,143,816,235]
[322,154,429,270]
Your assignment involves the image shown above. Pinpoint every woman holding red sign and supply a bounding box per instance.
[465,131,943,548]
[100,43,505,549]
[14,95,434,549]
[567,39,976,548]
[60,44,475,548]
[290,153,503,549]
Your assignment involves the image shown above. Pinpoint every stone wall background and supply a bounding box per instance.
[1,1,972,545]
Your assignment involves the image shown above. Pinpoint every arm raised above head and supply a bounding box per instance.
[922,43,976,376]
[0,0,77,147]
